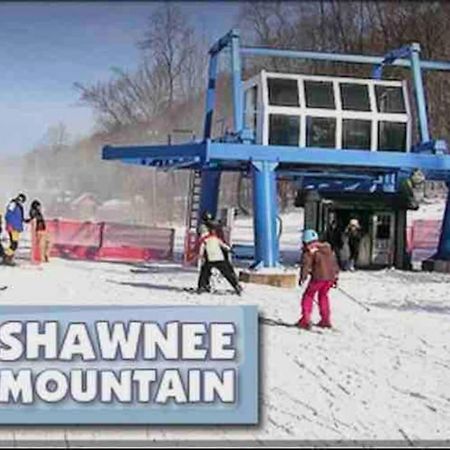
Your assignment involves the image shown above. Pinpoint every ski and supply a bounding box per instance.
[183,287,198,293]
[259,317,339,333]
[183,288,240,296]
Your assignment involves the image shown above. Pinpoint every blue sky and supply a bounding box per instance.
[0,1,240,156]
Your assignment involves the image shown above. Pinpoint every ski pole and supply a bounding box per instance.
[337,286,371,312]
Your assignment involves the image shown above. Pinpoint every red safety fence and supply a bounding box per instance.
[31,219,175,263]
[407,219,442,260]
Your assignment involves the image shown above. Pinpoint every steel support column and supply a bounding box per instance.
[203,53,219,140]
[410,43,430,144]
[436,184,450,260]
[230,29,243,134]
[251,161,279,268]
[199,170,221,220]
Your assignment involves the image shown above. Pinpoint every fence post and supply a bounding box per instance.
[99,222,105,253]
[169,229,175,261]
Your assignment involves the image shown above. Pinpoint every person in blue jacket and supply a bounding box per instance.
[3,193,26,264]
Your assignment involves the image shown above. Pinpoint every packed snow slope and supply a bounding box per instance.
[0,206,449,444]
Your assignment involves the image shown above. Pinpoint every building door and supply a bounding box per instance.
[371,212,395,265]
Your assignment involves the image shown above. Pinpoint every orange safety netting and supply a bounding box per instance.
[408,220,442,251]
[31,219,175,264]
[407,219,442,260]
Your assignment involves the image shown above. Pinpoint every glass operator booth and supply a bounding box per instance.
[243,72,413,268]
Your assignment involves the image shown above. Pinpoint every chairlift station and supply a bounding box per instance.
[103,30,450,272]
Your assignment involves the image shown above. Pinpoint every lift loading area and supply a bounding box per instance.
[102,29,450,283]
[295,188,410,269]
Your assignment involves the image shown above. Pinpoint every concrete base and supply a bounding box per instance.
[239,270,297,288]
[422,259,450,273]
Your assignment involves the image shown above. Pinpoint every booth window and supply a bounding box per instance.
[342,119,371,150]
[378,121,407,151]
[268,78,299,107]
[304,81,335,109]
[244,86,258,131]
[306,116,336,148]
[375,86,406,113]
[269,114,300,146]
[375,216,392,239]
[340,83,371,111]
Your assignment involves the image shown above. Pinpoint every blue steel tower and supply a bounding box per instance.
[103,29,450,272]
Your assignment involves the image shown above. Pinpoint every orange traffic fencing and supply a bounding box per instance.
[407,219,442,260]
[31,219,175,264]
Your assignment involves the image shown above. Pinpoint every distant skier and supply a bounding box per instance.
[3,193,27,265]
[26,200,51,263]
[324,219,343,268]
[196,224,212,293]
[298,229,339,330]
[196,225,242,295]
[344,218,362,271]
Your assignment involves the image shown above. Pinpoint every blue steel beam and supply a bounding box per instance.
[205,142,450,173]
[103,141,450,177]
[240,47,450,72]
[120,157,201,169]
[102,142,207,161]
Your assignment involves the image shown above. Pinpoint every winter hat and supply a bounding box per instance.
[202,211,214,222]
[303,229,319,244]
[349,219,360,227]
[199,224,209,236]
[31,200,41,209]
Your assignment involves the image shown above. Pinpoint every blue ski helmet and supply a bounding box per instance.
[303,229,319,244]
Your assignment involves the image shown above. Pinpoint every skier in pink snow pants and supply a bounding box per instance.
[298,229,340,329]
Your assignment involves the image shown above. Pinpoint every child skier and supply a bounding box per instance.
[196,225,242,295]
[298,229,339,330]
[3,193,27,264]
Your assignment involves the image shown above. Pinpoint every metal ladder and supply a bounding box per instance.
[183,170,203,264]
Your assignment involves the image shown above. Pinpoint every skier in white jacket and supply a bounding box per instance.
[196,226,242,295]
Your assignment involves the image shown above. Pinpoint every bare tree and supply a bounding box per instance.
[139,3,202,110]
[75,3,206,132]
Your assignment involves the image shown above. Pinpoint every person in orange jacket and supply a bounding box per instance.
[298,229,339,330]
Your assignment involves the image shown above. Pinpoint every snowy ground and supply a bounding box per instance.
[0,205,450,445]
